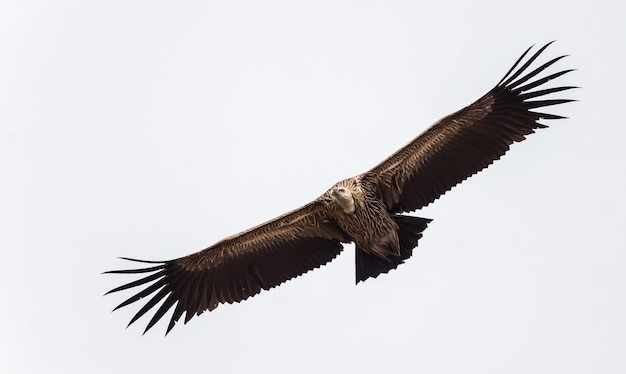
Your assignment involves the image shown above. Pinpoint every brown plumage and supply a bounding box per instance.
[105,42,576,335]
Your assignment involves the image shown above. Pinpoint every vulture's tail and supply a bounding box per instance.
[355,215,432,284]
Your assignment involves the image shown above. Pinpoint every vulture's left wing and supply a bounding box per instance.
[365,42,576,213]
[105,200,350,335]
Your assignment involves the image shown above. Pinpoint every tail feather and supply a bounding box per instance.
[355,215,431,284]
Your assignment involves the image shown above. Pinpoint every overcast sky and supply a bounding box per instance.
[2,1,625,373]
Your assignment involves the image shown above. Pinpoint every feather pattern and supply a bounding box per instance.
[105,202,350,335]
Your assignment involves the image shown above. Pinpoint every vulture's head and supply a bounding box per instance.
[331,184,356,214]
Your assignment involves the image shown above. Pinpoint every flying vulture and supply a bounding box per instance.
[105,42,575,335]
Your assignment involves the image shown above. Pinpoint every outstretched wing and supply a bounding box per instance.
[105,200,350,335]
[366,42,576,213]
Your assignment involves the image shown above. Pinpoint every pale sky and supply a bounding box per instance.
[2,1,625,373]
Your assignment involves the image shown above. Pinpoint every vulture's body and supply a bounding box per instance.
[106,43,576,335]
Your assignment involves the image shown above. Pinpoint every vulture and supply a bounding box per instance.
[105,42,575,335]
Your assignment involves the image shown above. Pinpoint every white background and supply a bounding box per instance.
[2,1,624,373]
